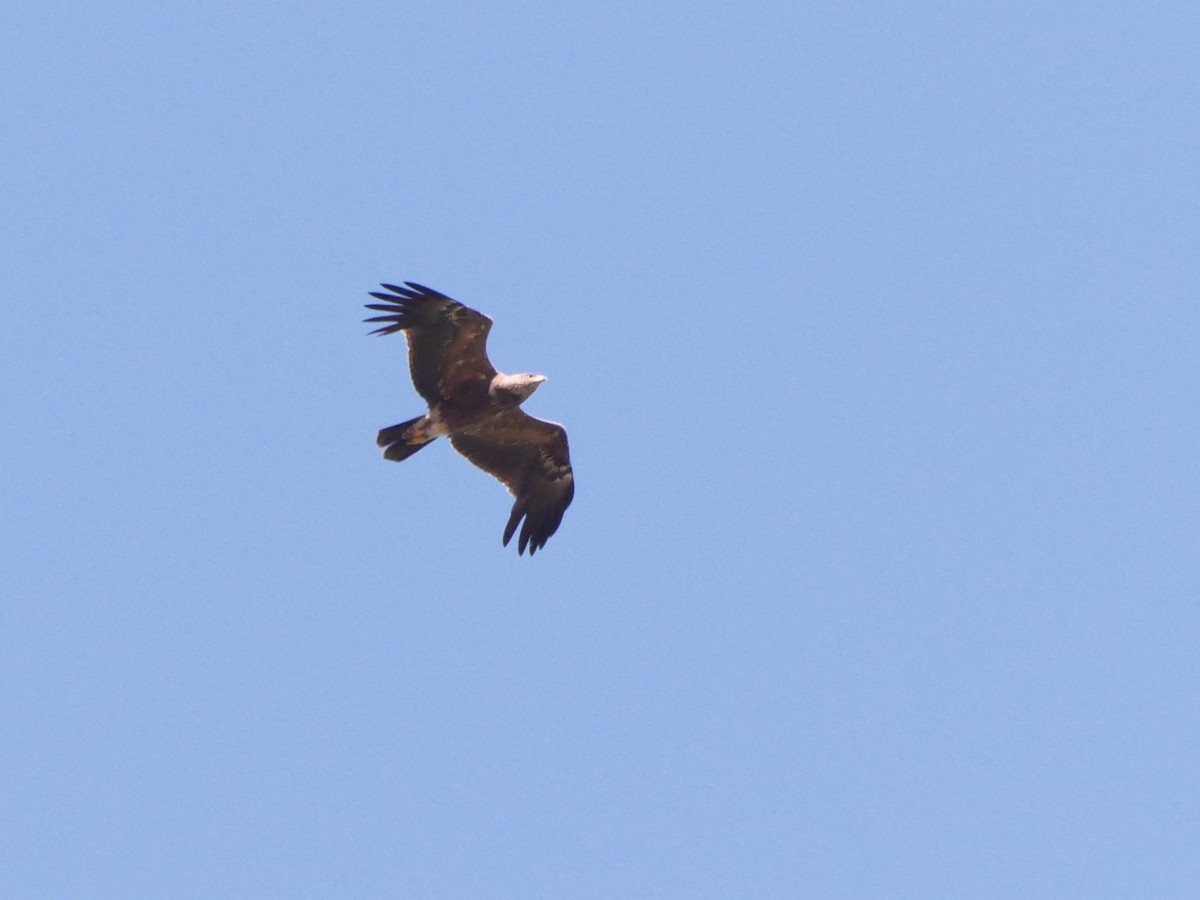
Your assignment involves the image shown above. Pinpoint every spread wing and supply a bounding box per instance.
[364,282,496,405]
[449,410,575,556]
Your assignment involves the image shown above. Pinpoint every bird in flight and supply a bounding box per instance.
[364,282,574,556]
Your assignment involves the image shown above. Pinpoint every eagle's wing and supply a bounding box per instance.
[365,282,496,405]
[449,410,575,556]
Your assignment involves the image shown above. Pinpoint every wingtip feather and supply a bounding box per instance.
[503,503,523,547]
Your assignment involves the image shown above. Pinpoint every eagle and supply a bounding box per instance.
[364,282,574,556]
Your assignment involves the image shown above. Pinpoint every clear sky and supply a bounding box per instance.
[3,1,1198,896]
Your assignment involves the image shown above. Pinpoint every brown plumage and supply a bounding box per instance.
[364,282,574,556]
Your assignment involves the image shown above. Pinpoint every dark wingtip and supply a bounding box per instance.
[503,503,522,548]
[404,281,448,297]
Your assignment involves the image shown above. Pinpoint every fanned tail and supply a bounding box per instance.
[377,416,436,462]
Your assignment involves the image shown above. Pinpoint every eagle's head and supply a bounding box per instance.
[492,372,547,404]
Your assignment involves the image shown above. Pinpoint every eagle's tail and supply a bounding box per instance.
[377,416,436,462]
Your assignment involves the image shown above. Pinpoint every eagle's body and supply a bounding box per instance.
[365,282,574,556]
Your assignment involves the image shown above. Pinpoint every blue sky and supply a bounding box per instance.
[3,1,1198,896]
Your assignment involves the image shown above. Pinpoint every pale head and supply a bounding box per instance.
[491,372,547,404]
